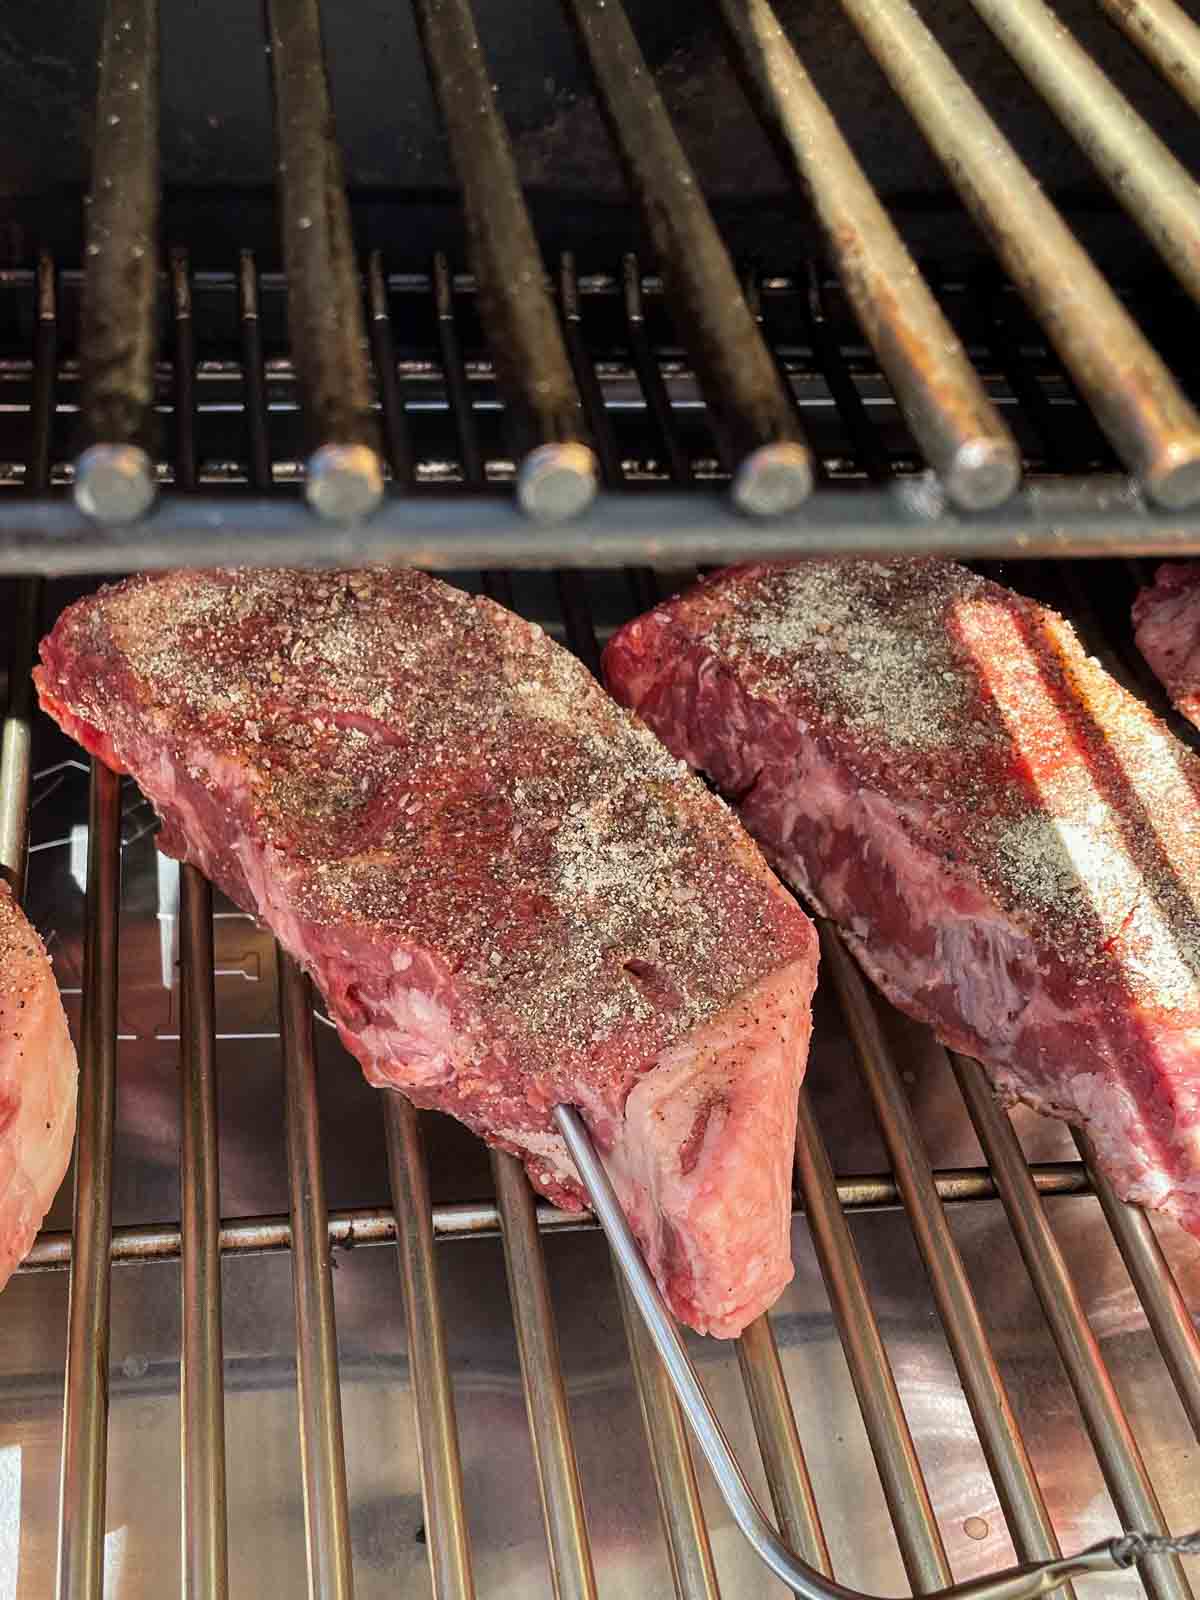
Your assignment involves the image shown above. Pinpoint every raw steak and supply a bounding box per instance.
[604,558,1200,1240]
[36,569,817,1337]
[0,881,77,1288]
[1133,562,1200,729]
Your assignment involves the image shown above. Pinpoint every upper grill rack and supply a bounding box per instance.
[8,0,1200,565]
[4,240,1200,1596]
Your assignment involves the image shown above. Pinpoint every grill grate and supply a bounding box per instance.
[1,251,1200,1598]
[4,0,1200,1589]
[6,0,1200,561]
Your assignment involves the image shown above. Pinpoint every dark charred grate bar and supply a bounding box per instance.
[73,0,160,527]
[410,0,598,523]
[264,0,384,523]
[557,0,815,517]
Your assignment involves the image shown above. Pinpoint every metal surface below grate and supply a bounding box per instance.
[8,0,1200,563]
[2,242,1200,1598]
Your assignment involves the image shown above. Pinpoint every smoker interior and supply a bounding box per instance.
[6,0,1200,1593]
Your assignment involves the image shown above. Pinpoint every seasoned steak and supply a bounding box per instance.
[0,881,76,1289]
[604,559,1200,1241]
[1134,562,1200,730]
[36,569,817,1337]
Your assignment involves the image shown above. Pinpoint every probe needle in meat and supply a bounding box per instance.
[555,1102,1200,1600]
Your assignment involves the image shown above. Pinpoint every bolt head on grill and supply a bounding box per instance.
[732,441,813,518]
[73,443,157,525]
[305,443,385,523]
[517,441,599,523]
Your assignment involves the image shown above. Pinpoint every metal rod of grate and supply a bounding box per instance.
[173,242,231,1600]
[16,1159,1095,1274]
[14,1159,1094,1273]
[409,0,597,523]
[263,0,383,523]
[55,761,121,1600]
[72,0,159,527]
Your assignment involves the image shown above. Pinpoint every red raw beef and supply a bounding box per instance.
[605,558,1200,1241]
[1134,561,1200,730]
[36,568,817,1337]
[0,881,76,1289]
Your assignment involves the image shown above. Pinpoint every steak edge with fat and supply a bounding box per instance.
[1133,561,1200,730]
[36,569,818,1337]
[604,558,1200,1240]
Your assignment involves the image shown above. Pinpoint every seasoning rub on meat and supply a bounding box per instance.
[606,558,1200,1242]
[36,568,818,1337]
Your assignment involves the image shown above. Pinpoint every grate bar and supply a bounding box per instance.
[560,252,623,491]
[277,952,355,1600]
[384,1095,475,1600]
[736,1315,833,1575]
[622,253,693,485]
[834,0,1200,510]
[170,246,231,1598]
[492,1152,598,1600]
[17,480,1200,572]
[367,252,417,493]
[263,0,383,522]
[759,265,893,488]
[1071,1129,1200,1444]
[951,1054,1193,1600]
[793,1089,952,1592]
[967,0,1200,310]
[178,867,230,1599]
[17,1159,1094,1273]
[559,0,813,516]
[615,1274,722,1600]
[1094,0,1200,117]
[410,0,597,522]
[74,0,159,525]
[238,253,273,493]
[433,252,487,490]
[718,0,1018,511]
[55,761,121,1600]
[822,928,1067,1579]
